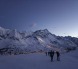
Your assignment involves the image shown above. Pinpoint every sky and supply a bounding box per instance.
[0,0,78,37]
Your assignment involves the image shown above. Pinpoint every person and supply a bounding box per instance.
[56,51,60,61]
[45,52,47,56]
[48,51,50,56]
[49,50,54,62]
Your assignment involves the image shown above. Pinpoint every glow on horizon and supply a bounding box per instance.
[49,30,78,37]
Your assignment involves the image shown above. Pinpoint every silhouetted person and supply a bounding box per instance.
[45,52,47,56]
[48,51,50,56]
[56,51,60,61]
[49,50,54,62]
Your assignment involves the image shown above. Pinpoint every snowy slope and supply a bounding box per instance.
[0,49,78,69]
[0,26,78,54]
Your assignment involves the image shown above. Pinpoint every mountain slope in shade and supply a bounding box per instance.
[0,26,78,54]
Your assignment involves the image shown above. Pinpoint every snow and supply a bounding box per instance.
[0,26,78,53]
[0,49,78,69]
[0,26,10,36]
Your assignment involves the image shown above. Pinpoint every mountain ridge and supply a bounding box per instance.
[0,26,78,54]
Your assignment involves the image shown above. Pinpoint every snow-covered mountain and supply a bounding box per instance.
[0,26,78,54]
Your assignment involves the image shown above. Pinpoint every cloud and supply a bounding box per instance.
[31,22,37,28]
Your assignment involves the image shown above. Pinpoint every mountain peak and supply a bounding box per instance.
[34,29,49,33]
[0,26,5,30]
[0,26,10,31]
[43,29,49,33]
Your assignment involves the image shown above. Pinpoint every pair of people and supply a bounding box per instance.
[49,50,60,62]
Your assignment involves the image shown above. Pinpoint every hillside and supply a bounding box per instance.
[0,26,78,54]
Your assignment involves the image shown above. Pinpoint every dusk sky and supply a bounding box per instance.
[0,0,78,37]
